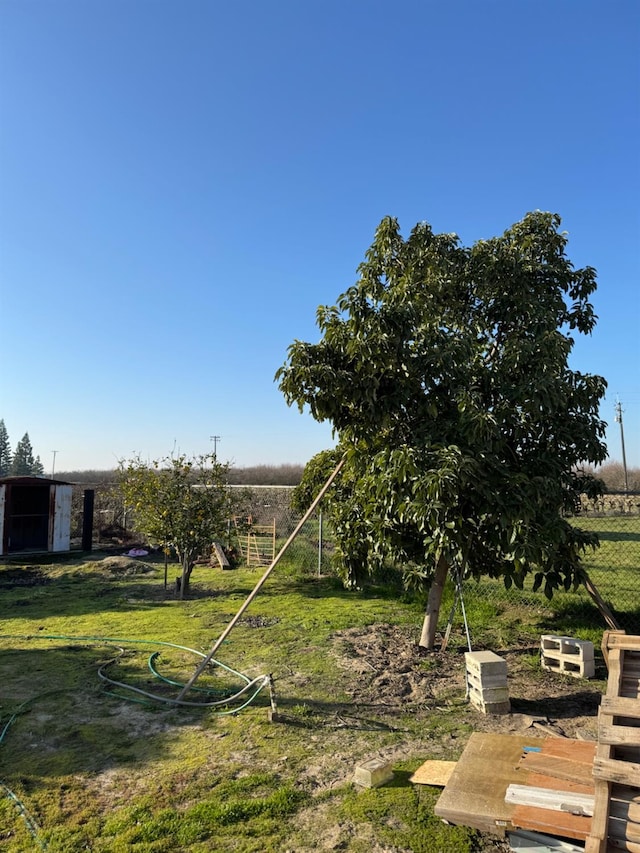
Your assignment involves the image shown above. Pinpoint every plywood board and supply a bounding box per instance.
[434,732,545,835]
[541,739,597,764]
[409,760,456,787]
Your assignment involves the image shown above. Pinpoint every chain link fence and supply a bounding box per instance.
[70,485,640,632]
[459,493,640,634]
[68,483,337,575]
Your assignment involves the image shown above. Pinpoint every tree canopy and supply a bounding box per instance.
[277,212,607,647]
[11,432,44,476]
[118,453,236,598]
[0,422,45,477]
[0,420,12,477]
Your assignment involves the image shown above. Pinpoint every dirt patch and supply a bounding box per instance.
[94,556,158,576]
[330,624,602,740]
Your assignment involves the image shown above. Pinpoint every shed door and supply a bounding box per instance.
[51,485,72,552]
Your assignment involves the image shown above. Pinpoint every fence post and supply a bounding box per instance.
[81,490,94,552]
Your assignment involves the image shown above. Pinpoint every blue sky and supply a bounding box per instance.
[1,0,638,473]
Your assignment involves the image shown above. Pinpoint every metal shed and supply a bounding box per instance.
[0,476,73,555]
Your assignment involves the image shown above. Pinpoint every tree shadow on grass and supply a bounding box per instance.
[595,530,640,542]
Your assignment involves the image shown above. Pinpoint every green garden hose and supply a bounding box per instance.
[0,633,271,848]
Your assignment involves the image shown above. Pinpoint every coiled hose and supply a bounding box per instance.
[0,633,271,848]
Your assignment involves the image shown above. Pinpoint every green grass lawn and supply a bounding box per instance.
[0,533,627,852]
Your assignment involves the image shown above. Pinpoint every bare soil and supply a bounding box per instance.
[330,624,603,740]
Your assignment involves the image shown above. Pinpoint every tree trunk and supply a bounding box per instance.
[419,555,449,650]
[180,557,191,600]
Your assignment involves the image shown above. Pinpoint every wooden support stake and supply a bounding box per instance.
[176,456,346,701]
[583,574,621,632]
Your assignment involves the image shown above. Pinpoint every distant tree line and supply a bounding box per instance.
[586,461,640,492]
[52,463,305,486]
[0,419,45,477]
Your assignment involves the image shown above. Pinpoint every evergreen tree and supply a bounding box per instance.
[0,419,12,477]
[11,433,37,475]
[33,455,45,476]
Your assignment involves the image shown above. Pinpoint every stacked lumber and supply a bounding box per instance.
[509,737,596,841]
[585,631,640,853]
[433,633,640,850]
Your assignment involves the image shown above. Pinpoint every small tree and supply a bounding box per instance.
[11,432,37,476]
[277,212,608,648]
[0,420,12,477]
[119,453,235,598]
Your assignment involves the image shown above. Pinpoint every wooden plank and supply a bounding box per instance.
[505,783,594,815]
[211,541,230,568]
[434,732,545,835]
[527,771,594,795]
[409,760,456,787]
[519,752,596,786]
[599,726,640,748]
[608,636,640,652]
[603,631,628,669]
[608,815,640,843]
[511,804,591,840]
[588,645,628,853]
[593,757,640,787]
[541,738,597,764]
[601,697,640,720]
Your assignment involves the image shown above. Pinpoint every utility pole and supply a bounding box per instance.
[614,400,629,492]
[51,450,58,479]
[210,435,221,460]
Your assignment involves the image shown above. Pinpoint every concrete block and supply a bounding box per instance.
[468,682,510,704]
[540,635,596,678]
[541,654,595,679]
[354,758,394,788]
[466,667,508,691]
[469,693,511,715]
[465,650,508,680]
[540,635,595,660]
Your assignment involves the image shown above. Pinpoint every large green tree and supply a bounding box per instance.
[277,212,607,648]
[0,420,12,477]
[11,432,38,476]
[119,453,237,598]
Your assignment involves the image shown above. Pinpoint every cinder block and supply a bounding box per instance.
[354,758,394,788]
[541,635,595,660]
[540,635,595,678]
[465,650,508,681]
[469,693,511,715]
[466,667,508,692]
[541,654,595,679]
[468,682,510,704]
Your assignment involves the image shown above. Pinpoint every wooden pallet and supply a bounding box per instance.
[585,631,640,853]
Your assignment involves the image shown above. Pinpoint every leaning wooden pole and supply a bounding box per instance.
[582,571,621,632]
[176,455,346,701]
